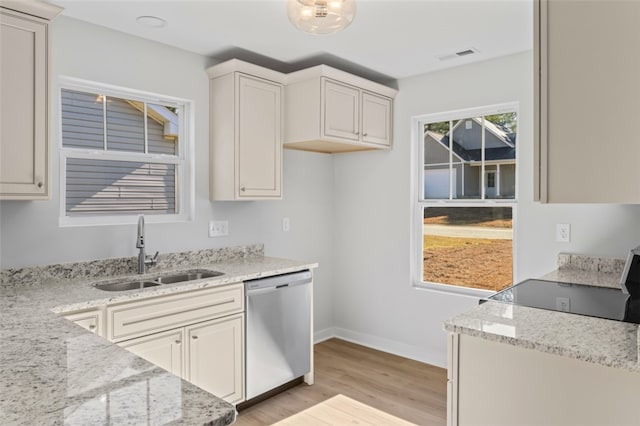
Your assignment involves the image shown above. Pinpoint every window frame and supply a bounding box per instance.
[58,76,195,227]
[410,102,519,297]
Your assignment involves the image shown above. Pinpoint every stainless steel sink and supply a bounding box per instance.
[95,280,160,292]
[94,269,224,291]
[154,270,224,284]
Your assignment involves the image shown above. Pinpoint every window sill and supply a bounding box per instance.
[413,280,496,299]
[59,213,191,228]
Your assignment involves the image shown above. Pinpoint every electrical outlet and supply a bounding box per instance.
[208,220,228,237]
[282,217,290,232]
[556,297,570,312]
[556,223,571,242]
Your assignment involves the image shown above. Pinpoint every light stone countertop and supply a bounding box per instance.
[0,253,318,425]
[444,253,640,373]
[540,252,625,289]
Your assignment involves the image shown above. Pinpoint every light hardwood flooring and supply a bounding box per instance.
[272,394,417,425]
[235,338,447,426]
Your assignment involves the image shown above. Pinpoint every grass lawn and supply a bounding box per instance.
[423,235,513,292]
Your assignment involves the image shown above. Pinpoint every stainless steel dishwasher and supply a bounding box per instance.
[245,269,312,400]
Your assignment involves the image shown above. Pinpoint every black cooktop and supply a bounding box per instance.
[485,279,638,324]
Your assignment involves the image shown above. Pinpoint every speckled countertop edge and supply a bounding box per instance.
[444,301,640,372]
[0,253,318,425]
[444,252,640,373]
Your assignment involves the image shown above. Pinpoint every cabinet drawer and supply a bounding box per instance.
[107,283,244,342]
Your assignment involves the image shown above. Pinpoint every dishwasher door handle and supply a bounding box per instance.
[246,280,310,296]
[246,276,311,293]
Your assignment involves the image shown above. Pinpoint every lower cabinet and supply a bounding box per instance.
[63,308,103,336]
[448,333,640,426]
[119,328,184,377]
[107,284,245,405]
[118,314,244,404]
[186,314,244,404]
[62,284,246,405]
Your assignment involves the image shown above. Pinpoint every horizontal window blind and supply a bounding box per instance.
[65,158,176,215]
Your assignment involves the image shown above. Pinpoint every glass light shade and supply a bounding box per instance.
[287,0,356,35]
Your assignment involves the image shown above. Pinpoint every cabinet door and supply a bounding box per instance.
[236,74,282,198]
[535,0,640,203]
[323,79,360,142]
[186,314,244,404]
[361,91,392,147]
[0,11,48,199]
[64,309,103,336]
[119,328,184,377]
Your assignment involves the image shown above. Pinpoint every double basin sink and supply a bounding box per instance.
[95,269,224,292]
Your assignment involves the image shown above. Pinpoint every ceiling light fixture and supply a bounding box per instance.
[136,15,167,29]
[287,0,356,35]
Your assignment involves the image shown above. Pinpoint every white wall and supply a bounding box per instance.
[1,18,639,367]
[0,17,335,332]
[331,51,640,367]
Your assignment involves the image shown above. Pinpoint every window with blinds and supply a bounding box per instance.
[59,80,192,225]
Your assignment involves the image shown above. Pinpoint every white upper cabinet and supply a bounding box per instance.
[534,0,640,203]
[207,60,285,200]
[361,91,393,146]
[323,80,360,141]
[285,66,397,154]
[0,1,62,200]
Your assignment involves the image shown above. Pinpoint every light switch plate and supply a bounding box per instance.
[209,220,229,237]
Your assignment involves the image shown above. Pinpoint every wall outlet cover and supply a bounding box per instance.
[556,223,571,243]
[209,220,229,237]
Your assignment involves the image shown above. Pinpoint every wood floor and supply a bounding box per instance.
[235,338,447,426]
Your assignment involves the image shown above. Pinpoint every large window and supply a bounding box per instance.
[59,78,193,226]
[414,104,518,294]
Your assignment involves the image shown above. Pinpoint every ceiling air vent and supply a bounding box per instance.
[437,47,479,61]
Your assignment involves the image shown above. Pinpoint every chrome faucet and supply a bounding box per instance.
[136,215,158,274]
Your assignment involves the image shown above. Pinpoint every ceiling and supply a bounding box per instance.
[51,0,533,85]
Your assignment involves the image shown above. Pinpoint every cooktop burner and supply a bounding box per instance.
[485,279,637,323]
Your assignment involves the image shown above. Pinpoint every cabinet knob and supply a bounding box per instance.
[354,131,360,135]
[175,340,181,344]
[88,324,96,330]
[192,335,199,340]
[37,182,43,188]
[363,133,368,137]
[240,187,246,192]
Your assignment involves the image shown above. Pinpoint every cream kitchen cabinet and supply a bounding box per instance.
[285,65,397,154]
[207,60,285,200]
[63,308,104,336]
[186,314,244,404]
[119,328,184,377]
[107,283,245,404]
[447,333,640,426]
[0,1,61,200]
[534,0,640,203]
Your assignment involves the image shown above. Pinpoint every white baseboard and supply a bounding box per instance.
[314,327,446,368]
[313,327,336,344]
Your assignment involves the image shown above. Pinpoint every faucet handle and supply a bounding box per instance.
[146,251,159,266]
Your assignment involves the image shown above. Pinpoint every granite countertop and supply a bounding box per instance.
[444,253,640,373]
[0,248,317,425]
[540,252,626,289]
